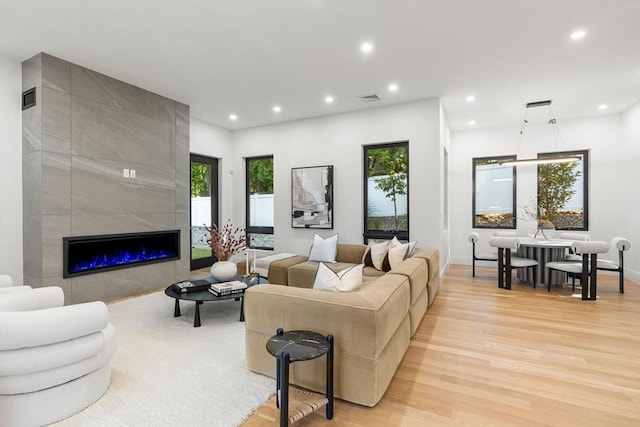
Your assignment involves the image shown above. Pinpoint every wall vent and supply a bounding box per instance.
[358,93,381,103]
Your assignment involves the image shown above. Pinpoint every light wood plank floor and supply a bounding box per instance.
[242,264,640,426]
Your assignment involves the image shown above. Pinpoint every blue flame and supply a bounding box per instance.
[71,246,177,273]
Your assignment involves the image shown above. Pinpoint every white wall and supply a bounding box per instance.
[190,118,233,223]
[622,102,640,282]
[230,99,444,259]
[450,112,640,283]
[0,56,23,282]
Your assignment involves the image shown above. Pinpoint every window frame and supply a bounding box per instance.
[190,153,219,270]
[363,141,409,244]
[472,155,517,229]
[245,155,274,250]
[537,149,589,231]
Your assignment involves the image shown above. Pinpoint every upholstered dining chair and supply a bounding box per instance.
[545,240,609,300]
[0,283,117,426]
[468,232,498,277]
[558,232,591,261]
[488,237,539,290]
[597,237,631,293]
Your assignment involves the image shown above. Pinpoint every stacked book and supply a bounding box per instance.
[209,280,248,297]
[172,279,211,293]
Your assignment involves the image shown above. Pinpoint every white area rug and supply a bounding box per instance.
[54,290,274,426]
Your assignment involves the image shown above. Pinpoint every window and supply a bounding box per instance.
[472,155,517,229]
[363,142,409,243]
[537,149,589,230]
[246,156,274,249]
[190,154,218,270]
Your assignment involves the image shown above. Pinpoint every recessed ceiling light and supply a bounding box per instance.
[325,95,334,104]
[598,104,608,110]
[361,42,374,53]
[388,83,398,92]
[570,29,587,40]
[468,120,476,125]
[273,105,281,113]
[466,95,475,102]
[229,114,237,121]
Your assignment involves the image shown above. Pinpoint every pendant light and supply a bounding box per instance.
[498,100,580,166]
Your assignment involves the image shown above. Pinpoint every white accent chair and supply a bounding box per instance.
[468,232,498,277]
[0,284,117,427]
[0,274,31,295]
[488,237,539,290]
[545,240,609,300]
[597,237,631,294]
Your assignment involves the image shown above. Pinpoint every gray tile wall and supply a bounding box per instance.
[22,53,190,304]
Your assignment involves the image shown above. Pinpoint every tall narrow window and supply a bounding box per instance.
[472,155,517,229]
[363,142,409,243]
[537,149,589,230]
[246,156,274,249]
[190,154,218,270]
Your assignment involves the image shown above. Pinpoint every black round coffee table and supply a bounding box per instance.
[164,275,267,327]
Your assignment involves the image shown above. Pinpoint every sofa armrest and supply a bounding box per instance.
[0,287,64,312]
[0,301,109,350]
[412,247,440,282]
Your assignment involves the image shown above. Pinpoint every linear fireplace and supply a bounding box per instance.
[63,230,180,278]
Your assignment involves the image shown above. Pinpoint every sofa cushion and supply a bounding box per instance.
[389,256,428,307]
[308,233,338,263]
[336,244,367,264]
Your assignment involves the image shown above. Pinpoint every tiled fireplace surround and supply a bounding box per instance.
[22,53,190,304]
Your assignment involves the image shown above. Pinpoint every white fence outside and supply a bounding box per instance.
[367,176,407,217]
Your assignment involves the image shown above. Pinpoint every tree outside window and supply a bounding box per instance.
[364,142,409,242]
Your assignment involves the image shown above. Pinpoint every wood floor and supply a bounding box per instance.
[242,264,640,427]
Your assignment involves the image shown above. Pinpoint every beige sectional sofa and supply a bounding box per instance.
[243,244,440,407]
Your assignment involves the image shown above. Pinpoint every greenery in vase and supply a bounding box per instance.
[205,220,246,261]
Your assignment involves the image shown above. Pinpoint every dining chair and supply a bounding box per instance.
[467,232,498,277]
[493,231,518,237]
[596,237,631,293]
[488,237,539,290]
[545,240,609,300]
[558,232,591,261]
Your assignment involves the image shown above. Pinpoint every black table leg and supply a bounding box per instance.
[326,334,334,420]
[173,299,181,317]
[194,301,202,327]
[278,352,290,427]
[240,296,245,322]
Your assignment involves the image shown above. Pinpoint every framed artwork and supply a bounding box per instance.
[291,165,333,228]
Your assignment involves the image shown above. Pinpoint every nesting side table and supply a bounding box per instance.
[266,329,334,426]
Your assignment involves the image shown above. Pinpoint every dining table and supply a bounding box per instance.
[516,238,574,286]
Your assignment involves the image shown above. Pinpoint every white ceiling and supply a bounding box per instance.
[1,0,639,131]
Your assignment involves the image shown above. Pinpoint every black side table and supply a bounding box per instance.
[266,329,334,426]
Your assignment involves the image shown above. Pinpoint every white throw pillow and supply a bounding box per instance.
[308,233,339,263]
[388,244,409,269]
[313,262,364,292]
[369,241,389,270]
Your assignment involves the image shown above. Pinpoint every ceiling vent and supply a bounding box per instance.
[358,93,381,103]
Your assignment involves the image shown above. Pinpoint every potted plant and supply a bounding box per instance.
[205,220,247,281]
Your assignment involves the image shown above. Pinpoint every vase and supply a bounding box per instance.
[210,260,238,282]
[534,219,555,240]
